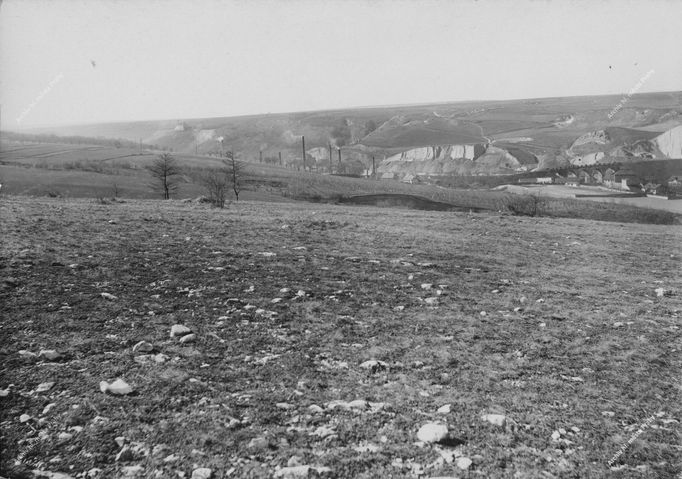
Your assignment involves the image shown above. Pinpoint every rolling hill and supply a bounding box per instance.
[11,91,682,179]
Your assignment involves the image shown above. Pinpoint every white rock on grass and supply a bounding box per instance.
[248,437,268,450]
[100,292,118,300]
[38,350,62,361]
[274,466,331,478]
[132,341,153,353]
[274,466,310,479]
[29,471,75,479]
[100,379,133,395]
[170,324,192,338]
[655,288,668,297]
[424,297,439,306]
[36,382,55,393]
[42,403,56,415]
[179,334,197,344]
[191,468,213,479]
[19,350,37,358]
[417,423,449,443]
[456,457,473,470]
[19,413,31,423]
[437,404,452,414]
[481,414,506,427]
[120,465,143,477]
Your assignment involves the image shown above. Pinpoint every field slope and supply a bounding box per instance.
[1,197,681,478]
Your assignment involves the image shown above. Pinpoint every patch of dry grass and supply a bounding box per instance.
[1,196,680,478]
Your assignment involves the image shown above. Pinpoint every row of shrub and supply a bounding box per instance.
[502,194,679,225]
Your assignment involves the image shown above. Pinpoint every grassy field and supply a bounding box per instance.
[1,196,680,478]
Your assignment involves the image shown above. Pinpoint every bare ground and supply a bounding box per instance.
[1,196,680,479]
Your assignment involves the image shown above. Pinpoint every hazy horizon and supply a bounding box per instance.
[2,0,681,129]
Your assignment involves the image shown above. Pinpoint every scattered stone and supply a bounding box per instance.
[307,405,324,414]
[153,353,169,363]
[274,466,310,479]
[132,341,153,353]
[481,414,506,427]
[36,381,56,393]
[120,465,143,477]
[455,457,473,470]
[101,379,133,395]
[276,402,293,410]
[114,436,127,448]
[41,403,56,415]
[348,399,368,410]
[551,430,561,441]
[353,443,380,453]
[38,350,62,361]
[179,333,197,344]
[311,425,336,438]
[519,296,527,304]
[417,423,448,443]
[57,432,73,442]
[437,404,451,414]
[30,471,75,479]
[19,350,37,358]
[359,359,388,373]
[86,468,103,478]
[424,297,439,306]
[19,413,31,423]
[421,283,433,290]
[601,411,615,417]
[191,468,213,479]
[613,322,624,328]
[655,288,669,297]
[480,311,487,317]
[248,437,269,450]
[170,325,192,338]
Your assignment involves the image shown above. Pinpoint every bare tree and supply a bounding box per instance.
[225,153,245,201]
[147,153,181,199]
[202,167,230,208]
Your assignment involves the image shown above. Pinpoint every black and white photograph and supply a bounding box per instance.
[1,0,681,477]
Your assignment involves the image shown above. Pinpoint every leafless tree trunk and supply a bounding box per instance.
[225,152,245,201]
[147,153,181,199]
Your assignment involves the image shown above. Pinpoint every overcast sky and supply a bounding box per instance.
[1,0,681,128]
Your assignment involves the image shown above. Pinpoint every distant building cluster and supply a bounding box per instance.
[523,167,681,198]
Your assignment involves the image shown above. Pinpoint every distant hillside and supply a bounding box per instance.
[14,91,682,178]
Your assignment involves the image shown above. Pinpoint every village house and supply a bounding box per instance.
[614,168,642,191]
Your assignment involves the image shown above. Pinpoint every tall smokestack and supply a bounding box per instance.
[279,151,282,166]
[301,136,306,171]
[329,143,333,173]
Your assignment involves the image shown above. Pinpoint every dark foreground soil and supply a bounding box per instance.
[1,196,680,479]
